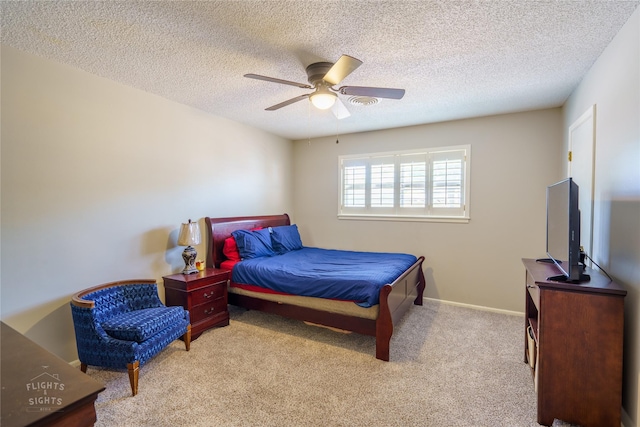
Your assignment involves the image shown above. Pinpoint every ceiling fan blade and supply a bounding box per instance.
[331,97,351,120]
[339,86,405,99]
[323,55,363,86]
[265,94,310,111]
[244,74,312,89]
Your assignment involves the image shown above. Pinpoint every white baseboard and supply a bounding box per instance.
[424,297,524,317]
[69,359,81,368]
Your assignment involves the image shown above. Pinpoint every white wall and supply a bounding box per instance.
[0,45,293,361]
[292,108,562,312]
[563,7,639,427]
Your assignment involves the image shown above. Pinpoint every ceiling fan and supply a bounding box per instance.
[244,55,405,119]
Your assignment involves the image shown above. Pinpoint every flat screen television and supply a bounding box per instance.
[545,177,589,282]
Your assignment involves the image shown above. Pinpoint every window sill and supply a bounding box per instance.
[337,214,470,224]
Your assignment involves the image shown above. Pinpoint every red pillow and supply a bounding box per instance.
[223,227,263,261]
[223,237,241,261]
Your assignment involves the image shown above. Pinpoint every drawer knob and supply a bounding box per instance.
[203,292,214,298]
[204,308,215,315]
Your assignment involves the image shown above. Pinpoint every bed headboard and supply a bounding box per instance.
[205,214,291,268]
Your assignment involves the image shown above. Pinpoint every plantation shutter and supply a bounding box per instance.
[339,145,470,221]
[341,158,367,212]
[429,150,467,217]
[399,153,427,209]
[370,156,395,210]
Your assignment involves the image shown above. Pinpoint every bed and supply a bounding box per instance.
[205,213,425,361]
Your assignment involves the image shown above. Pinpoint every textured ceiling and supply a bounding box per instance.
[1,1,638,140]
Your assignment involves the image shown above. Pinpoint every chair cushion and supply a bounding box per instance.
[101,306,186,343]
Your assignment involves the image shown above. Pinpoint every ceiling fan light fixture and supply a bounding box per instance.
[310,89,337,110]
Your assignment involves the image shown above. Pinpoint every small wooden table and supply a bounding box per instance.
[163,268,231,339]
[1,322,105,427]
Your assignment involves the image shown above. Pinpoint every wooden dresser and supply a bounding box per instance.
[1,322,105,427]
[522,258,626,427]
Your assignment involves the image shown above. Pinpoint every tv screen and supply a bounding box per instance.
[546,178,586,282]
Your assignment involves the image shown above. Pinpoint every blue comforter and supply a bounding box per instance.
[231,247,417,307]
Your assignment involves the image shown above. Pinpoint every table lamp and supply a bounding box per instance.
[178,219,201,274]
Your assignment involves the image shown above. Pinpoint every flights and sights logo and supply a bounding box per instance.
[25,366,65,412]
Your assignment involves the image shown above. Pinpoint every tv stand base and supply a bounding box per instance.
[546,273,591,283]
[522,258,625,427]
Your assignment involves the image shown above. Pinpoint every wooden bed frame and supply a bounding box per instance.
[204,213,426,361]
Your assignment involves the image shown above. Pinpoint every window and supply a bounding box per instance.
[339,145,470,222]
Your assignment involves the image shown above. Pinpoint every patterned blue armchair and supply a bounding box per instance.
[71,279,191,396]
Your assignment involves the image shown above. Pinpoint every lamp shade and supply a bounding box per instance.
[310,89,337,110]
[178,219,201,246]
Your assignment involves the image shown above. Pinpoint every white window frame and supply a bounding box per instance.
[338,145,471,223]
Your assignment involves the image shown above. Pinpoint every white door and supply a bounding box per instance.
[568,105,596,261]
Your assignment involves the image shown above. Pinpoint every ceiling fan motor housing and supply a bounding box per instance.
[306,62,334,85]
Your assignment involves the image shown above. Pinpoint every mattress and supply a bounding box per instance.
[231,247,418,307]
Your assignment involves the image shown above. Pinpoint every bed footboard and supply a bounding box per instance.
[375,256,425,361]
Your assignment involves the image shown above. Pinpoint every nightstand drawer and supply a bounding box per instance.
[189,298,227,324]
[191,282,226,306]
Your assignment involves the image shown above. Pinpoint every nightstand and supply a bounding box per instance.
[163,268,230,340]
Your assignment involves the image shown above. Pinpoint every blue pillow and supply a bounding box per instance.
[232,228,276,259]
[271,225,303,254]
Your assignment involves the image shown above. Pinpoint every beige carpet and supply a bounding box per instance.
[88,300,578,427]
